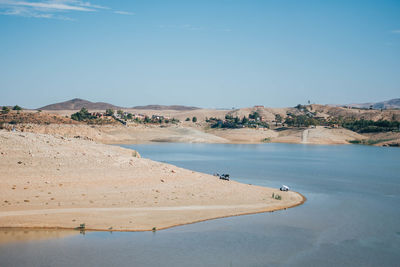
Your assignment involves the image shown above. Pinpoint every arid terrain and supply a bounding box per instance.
[0,131,304,231]
[2,103,399,146]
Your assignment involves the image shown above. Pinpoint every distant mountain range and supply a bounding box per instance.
[342,98,400,110]
[33,97,400,111]
[39,98,200,111]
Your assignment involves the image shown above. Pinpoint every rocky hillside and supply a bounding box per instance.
[311,104,400,121]
[341,98,400,110]
[0,111,79,125]
[39,98,123,110]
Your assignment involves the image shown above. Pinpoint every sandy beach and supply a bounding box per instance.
[0,130,305,231]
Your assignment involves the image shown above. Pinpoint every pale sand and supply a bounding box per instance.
[0,131,305,231]
[271,126,365,145]
[12,123,230,144]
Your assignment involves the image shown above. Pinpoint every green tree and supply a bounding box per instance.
[81,107,89,114]
[12,105,22,111]
[105,109,114,116]
[117,110,124,116]
[71,107,92,121]
[275,114,282,126]
[127,113,133,120]
[185,117,190,121]
[242,116,248,124]
[192,116,197,123]
[249,111,260,120]
[225,114,233,120]
[2,106,10,114]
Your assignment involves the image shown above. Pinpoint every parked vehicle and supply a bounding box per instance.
[219,174,230,181]
[280,185,289,191]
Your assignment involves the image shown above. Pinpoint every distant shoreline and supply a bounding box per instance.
[6,122,393,146]
[1,105,399,147]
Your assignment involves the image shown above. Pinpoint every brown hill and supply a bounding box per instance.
[343,98,400,110]
[132,105,200,111]
[310,104,400,121]
[39,98,123,111]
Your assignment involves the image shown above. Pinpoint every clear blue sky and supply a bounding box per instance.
[1,0,399,109]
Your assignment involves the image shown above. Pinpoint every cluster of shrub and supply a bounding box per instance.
[1,105,23,114]
[294,104,311,112]
[284,111,400,133]
[349,139,394,145]
[284,113,328,127]
[185,117,197,122]
[283,104,323,127]
[139,116,180,124]
[71,108,179,125]
[208,112,269,129]
[342,119,400,133]
[70,108,96,121]
[105,109,179,124]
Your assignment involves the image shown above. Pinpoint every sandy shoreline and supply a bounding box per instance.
[0,194,306,232]
[0,130,305,232]
[9,123,368,145]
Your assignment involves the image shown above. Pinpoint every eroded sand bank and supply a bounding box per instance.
[0,130,305,231]
[11,123,366,145]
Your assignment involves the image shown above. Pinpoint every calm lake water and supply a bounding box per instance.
[1,143,399,267]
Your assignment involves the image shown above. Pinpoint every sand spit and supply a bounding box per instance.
[0,130,304,231]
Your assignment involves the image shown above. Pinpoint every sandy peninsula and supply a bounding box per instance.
[0,130,305,231]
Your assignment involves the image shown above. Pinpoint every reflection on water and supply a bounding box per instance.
[0,228,79,244]
[0,143,399,267]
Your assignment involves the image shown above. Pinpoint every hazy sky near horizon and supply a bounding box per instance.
[1,0,399,109]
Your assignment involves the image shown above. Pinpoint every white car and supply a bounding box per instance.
[280,185,289,191]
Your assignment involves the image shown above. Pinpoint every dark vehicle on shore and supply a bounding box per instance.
[219,174,230,181]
